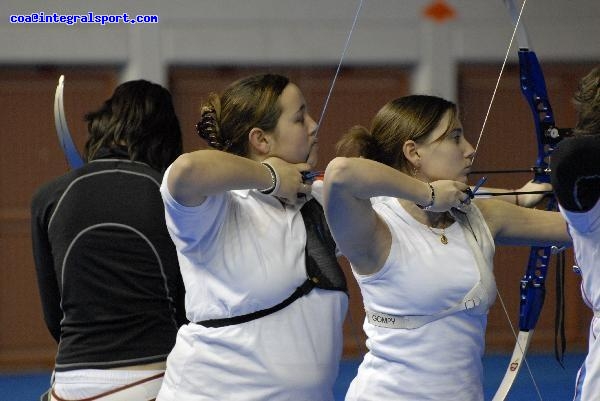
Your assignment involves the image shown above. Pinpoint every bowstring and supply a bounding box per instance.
[314,0,366,356]
[471,0,525,166]
[314,0,365,139]
[494,288,544,400]
[313,0,364,352]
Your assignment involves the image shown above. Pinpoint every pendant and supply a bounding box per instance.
[426,224,449,245]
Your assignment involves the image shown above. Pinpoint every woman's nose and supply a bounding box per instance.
[465,139,475,160]
[307,114,318,136]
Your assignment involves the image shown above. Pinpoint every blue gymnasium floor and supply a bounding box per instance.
[0,353,585,401]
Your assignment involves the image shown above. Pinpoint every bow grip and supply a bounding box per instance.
[518,274,546,331]
[518,244,552,331]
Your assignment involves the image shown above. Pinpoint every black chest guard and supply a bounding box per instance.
[301,198,347,292]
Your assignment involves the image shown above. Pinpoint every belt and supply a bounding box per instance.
[50,372,164,401]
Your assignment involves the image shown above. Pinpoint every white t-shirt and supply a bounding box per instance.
[158,171,347,401]
[560,199,600,401]
[346,198,496,401]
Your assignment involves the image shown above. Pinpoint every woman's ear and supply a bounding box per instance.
[248,128,271,155]
[403,139,420,167]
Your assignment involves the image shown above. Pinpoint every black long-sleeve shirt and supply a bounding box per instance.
[31,149,186,371]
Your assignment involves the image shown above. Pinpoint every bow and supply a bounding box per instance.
[54,75,84,169]
[491,1,569,399]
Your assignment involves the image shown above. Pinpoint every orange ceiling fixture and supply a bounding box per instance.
[423,0,457,23]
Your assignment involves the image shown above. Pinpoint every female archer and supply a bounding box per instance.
[323,94,571,401]
[157,73,348,401]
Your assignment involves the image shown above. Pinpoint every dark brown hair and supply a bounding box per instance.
[196,74,290,156]
[573,66,600,136]
[335,95,457,172]
[84,80,182,172]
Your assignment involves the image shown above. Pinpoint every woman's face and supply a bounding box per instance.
[267,83,319,166]
[414,110,475,183]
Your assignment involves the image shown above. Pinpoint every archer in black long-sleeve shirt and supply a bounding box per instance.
[31,80,186,401]
[31,147,187,371]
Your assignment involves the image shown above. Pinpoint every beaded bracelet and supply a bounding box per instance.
[417,182,435,211]
[259,162,280,195]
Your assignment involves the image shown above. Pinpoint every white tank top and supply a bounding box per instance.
[346,198,496,401]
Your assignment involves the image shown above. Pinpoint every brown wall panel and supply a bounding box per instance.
[0,63,593,370]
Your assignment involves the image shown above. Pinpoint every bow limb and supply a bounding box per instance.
[54,75,84,169]
[492,331,535,401]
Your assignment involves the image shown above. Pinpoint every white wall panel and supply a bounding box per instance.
[0,1,598,95]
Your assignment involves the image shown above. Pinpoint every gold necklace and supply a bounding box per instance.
[427,226,448,244]
[426,214,449,245]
